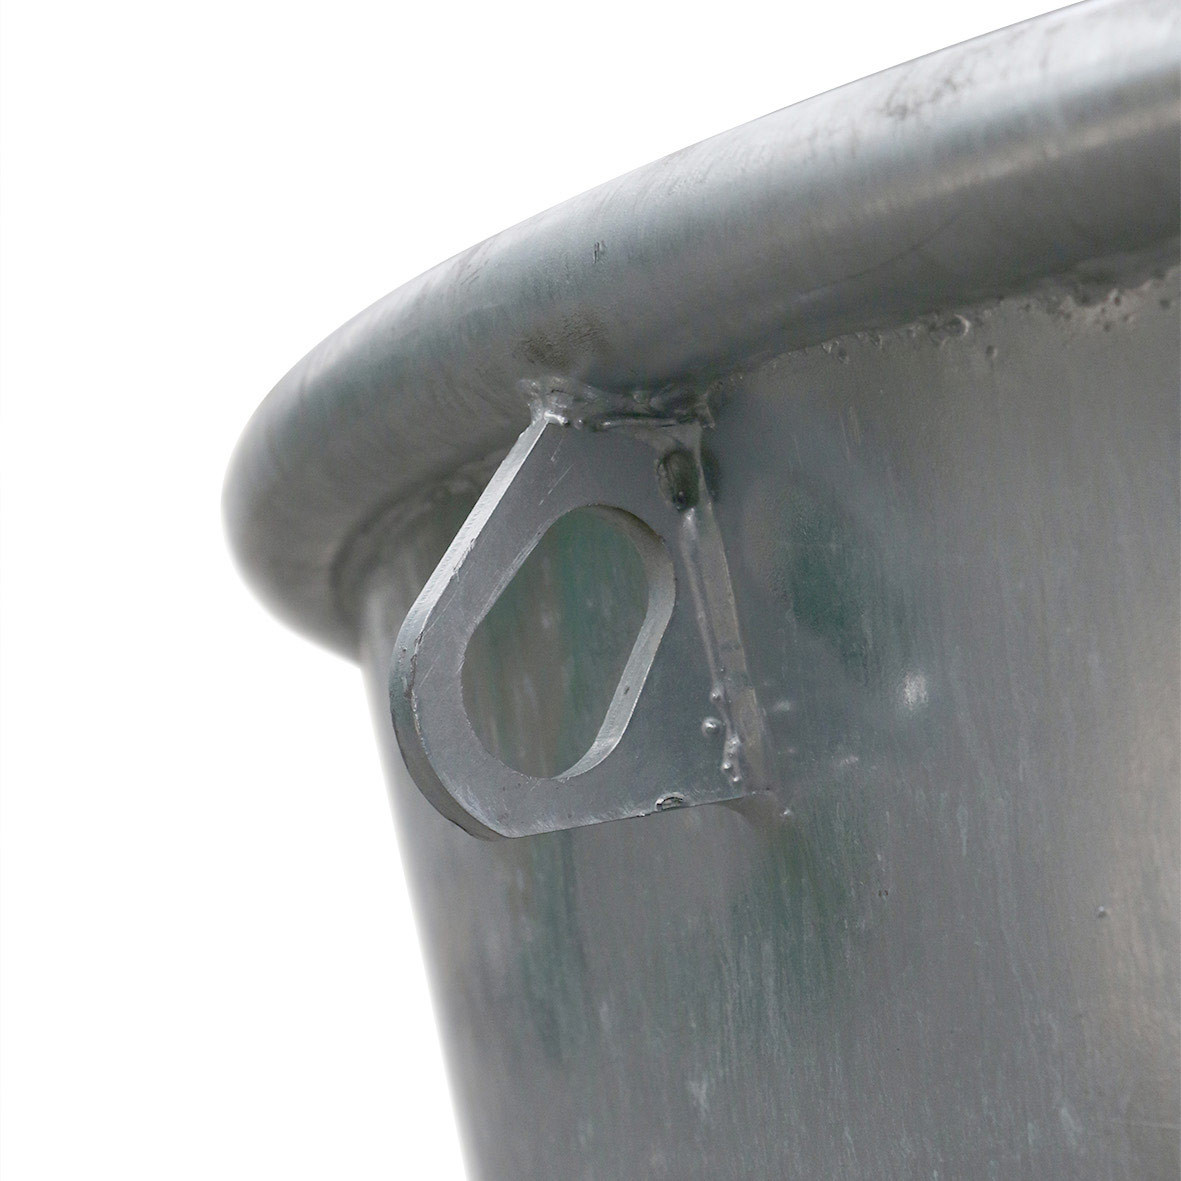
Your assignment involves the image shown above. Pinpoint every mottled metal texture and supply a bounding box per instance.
[359,272,1179,1178]
[224,0,1180,657]
[225,0,1181,1176]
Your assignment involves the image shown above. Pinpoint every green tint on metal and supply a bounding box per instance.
[462,508,649,779]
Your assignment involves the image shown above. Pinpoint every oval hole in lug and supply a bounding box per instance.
[461,506,674,779]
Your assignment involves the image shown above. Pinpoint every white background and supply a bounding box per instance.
[1,1,1063,1175]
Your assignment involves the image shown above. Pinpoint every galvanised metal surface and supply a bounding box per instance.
[225,0,1179,658]
[226,1,1181,1176]
[358,271,1179,1179]
[391,402,777,837]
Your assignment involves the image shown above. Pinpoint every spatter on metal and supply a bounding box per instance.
[524,374,770,808]
[522,376,713,432]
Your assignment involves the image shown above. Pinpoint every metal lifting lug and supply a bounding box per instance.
[389,379,774,838]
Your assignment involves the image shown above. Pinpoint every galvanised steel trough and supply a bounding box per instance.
[226,2,1180,1175]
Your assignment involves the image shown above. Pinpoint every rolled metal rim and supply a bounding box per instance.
[224,0,1180,657]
